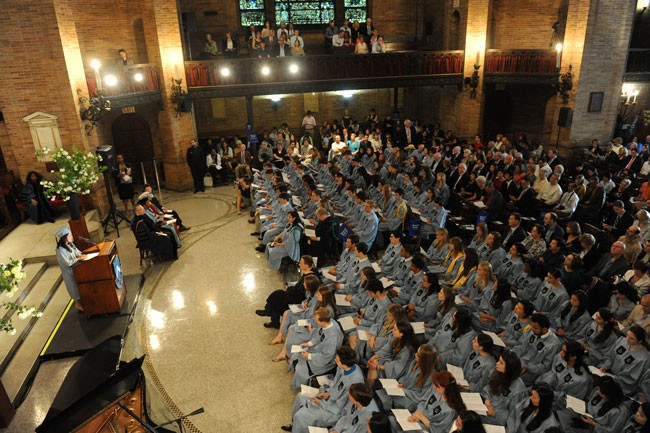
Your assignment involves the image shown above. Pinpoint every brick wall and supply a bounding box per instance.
[194,89,397,138]
[566,0,636,147]
[489,0,563,49]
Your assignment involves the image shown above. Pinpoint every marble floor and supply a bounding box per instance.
[1,185,297,432]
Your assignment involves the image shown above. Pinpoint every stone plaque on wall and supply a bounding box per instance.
[211,98,226,119]
[22,111,63,162]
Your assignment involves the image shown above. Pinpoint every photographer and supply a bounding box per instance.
[236,177,252,215]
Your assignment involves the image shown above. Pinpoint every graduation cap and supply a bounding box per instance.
[55,226,71,242]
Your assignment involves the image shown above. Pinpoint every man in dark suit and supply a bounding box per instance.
[507,177,537,218]
[543,212,564,244]
[546,149,562,169]
[448,163,469,193]
[481,181,504,222]
[586,241,630,312]
[503,212,527,250]
[603,200,634,238]
[186,139,205,193]
[264,29,277,52]
[275,36,292,57]
[621,148,643,175]
[359,17,374,43]
[574,176,606,225]
[399,119,418,148]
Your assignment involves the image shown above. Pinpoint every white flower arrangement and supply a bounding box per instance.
[0,259,41,334]
[36,147,105,201]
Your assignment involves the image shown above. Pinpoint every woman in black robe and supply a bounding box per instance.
[21,171,55,224]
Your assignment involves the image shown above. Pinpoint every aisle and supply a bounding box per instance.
[136,191,296,432]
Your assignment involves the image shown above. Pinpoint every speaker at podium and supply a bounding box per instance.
[73,239,127,316]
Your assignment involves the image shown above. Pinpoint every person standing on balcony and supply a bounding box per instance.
[291,39,305,57]
[115,48,134,66]
[290,29,304,48]
[264,29,277,52]
[354,35,369,54]
[275,36,292,57]
[360,18,374,44]
[324,20,338,52]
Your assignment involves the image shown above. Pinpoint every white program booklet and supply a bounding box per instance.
[391,409,422,431]
[446,364,469,388]
[335,294,351,306]
[291,345,307,353]
[411,322,426,334]
[461,392,488,415]
[379,379,405,396]
[301,385,319,398]
[483,331,506,347]
[357,329,369,340]
[338,315,357,331]
[308,427,328,433]
[289,304,304,314]
[566,395,592,418]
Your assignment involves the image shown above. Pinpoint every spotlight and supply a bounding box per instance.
[261,66,270,76]
[289,64,299,74]
[221,67,231,77]
[271,95,282,102]
[341,91,353,98]
[90,59,101,69]
[134,73,144,82]
[105,75,118,87]
[555,43,563,52]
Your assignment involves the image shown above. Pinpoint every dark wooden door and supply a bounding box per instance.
[111,114,156,186]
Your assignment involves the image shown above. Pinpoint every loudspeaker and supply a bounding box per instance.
[558,107,572,127]
[97,145,116,173]
[182,12,198,33]
[181,97,193,113]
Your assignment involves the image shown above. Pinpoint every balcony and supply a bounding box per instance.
[85,64,162,108]
[625,49,650,82]
[184,51,465,98]
[484,49,559,84]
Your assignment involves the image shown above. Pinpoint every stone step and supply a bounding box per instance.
[0,266,69,405]
[84,209,99,224]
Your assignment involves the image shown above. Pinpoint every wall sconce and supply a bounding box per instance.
[170,77,187,117]
[622,84,640,105]
[556,64,573,104]
[640,0,649,13]
[77,88,111,135]
[463,41,484,99]
[555,43,563,70]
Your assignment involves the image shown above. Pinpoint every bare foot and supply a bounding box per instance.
[270,336,283,345]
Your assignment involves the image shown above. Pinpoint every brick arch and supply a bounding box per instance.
[111,113,156,186]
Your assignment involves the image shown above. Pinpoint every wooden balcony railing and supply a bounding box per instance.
[85,64,161,97]
[627,49,650,74]
[184,51,465,88]
[484,50,558,74]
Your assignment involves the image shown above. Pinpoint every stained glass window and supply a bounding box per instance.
[240,0,266,26]
[274,1,335,25]
[344,0,367,23]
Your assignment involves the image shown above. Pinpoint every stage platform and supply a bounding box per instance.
[40,274,144,361]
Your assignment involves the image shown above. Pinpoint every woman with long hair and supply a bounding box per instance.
[367,320,417,387]
[262,256,321,332]
[493,243,525,283]
[565,221,583,253]
[265,210,304,270]
[561,253,585,295]
[462,333,496,393]
[482,232,507,270]
[21,171,55,224]
[55,226,88,311]
[564,377,629,433]
[582,307,620,365]
[454,410,487,433]
[407,371,466,432]
[556,290,591,340]
[427,286,457,336]
[377,344,438,412]
[483,350,528,426]
[475,278,513,332]
[508,383,558,433]
[407,272,441,323]
[622,403,650,433]
[356,304,407,364]
[513,259,543,302]
[444,248,479,290]
[500,300,535,349]
[540,340,591,404]
[436,309,477,366]
[469,222,489,258]
[433,172,450,206]
[426,228,449,264]
[273,284,335,362]
[432,237,464,278]
[459,261,494,311]
[601,326,650,395]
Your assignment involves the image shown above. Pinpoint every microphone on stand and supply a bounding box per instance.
[78,236,100,252]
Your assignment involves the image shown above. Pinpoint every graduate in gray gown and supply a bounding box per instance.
[55,226,87,312]
[506,384,559,433]
[331,384,379,433]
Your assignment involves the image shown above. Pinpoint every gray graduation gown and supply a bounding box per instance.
[56,244,82,300]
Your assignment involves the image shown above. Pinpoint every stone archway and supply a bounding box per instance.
[111,114,156,186]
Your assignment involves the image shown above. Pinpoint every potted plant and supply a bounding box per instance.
[0,259,41,334]
[38,147,105,220]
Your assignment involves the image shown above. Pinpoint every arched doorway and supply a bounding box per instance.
[111,114,155,186]
[483,88,514,139]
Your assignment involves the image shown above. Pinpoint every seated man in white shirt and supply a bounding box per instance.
[553,180,579,219]
[371,36,386,54]
[536,173,562,208]
[332,30,346,47]
[290,29,304,47]
[329,135,347,159]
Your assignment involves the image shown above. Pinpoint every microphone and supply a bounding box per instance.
[187,407,205,416]
[78,236,100,252]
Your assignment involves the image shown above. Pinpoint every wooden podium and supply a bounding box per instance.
[73,240,127,316]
